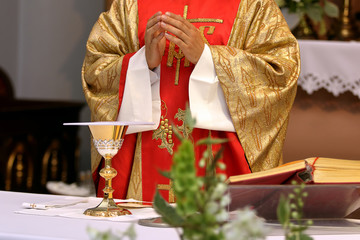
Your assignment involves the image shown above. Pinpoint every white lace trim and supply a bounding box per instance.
[298,74,360,99]
[298,40,360,100]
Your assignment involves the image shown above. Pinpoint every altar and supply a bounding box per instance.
[1,190,360,240]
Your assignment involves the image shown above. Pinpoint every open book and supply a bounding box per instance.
[227,157,360,185]
[226,157,360,219]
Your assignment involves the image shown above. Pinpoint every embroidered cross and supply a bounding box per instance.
[167,5,223,85]
[157,180,175,203]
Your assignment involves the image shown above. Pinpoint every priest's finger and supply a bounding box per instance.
[145,12,166,69]
[161,12,204,64]
[164,32,203,65]
[161,21,190,44]
[145,12,163,40]
[161,12,194,35]
[146,11,162,30]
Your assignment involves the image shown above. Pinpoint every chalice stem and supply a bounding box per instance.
[101,156,116,200]
[83,153,129,217]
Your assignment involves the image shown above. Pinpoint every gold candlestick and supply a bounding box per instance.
[337,0,357,40]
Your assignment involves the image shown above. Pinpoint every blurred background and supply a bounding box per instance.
[0,0,104,195]
[0,0,360,196]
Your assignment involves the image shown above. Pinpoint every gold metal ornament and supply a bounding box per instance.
[84,124,129,217]
[64,121,154,217]
[337,0,358,41]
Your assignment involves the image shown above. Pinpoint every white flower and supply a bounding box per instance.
[222,207,267,240]
[216,209,229,222]
[210,182,227,200]
[206,201,220,215]
[220,194,231,208]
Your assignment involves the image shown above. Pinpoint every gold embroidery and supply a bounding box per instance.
[189,19,223,23]
[166,5,223,85]
[198,26,215,45]
[160,119,173,144]
[126,133,143,201]
[174,108,192,139]
[157,180,175,203]
[153,105,193,154]
[205,131,216,178]
[152,100,174,155]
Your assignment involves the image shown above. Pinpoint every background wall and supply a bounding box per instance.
[0,0,104,172]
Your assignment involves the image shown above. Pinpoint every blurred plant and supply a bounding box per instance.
[277,181,313,240]
[153,108,267,240]
[87,224,136,240]
[275,0,339,35]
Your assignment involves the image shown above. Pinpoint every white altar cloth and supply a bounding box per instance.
[16,196,159,222]
[298,40,360,99]
[1,190,360,240]
[0,191,176,240]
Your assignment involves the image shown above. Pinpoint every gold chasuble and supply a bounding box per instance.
[82,0,300,202]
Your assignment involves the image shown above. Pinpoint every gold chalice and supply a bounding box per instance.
[64,121,153,217]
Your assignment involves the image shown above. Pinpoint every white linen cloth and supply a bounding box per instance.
[16,196,160,222]
[298,40,360,99]
[117,44,235,134]
[4,191,360,240]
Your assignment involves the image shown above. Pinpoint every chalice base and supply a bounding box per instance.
[84,198,131,217]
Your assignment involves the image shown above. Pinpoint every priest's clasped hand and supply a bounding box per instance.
[145,11,205,70]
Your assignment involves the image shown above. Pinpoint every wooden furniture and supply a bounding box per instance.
[0,67,14,99]
[0,68,84,193]
[0,99,84,193]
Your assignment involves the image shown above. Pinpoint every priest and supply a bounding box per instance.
[82,0,300,202]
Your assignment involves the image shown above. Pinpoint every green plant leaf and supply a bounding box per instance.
[184,106,196,131]
[324,0,339,18]
[158,170,172,180]
[153,190,184,227]
[171,124,184,141]
[306,4,323,22]
[212,147,224,162]
[196,138,228,146]
[277,195,290,225]
[299,233,314,240]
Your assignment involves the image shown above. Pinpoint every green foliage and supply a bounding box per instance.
[87,224,136,240]
[153,120,229,240]
[153,107,227,239]
[172,139,199,217]
[323,0,339,18]
[277,181,313,240]
[275,0,339,35]
[275,0,339,19]
[153,107,266,240]
[153,191,184,227]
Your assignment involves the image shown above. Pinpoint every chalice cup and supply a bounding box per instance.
[84,123,129,217]
[64,121,153,217]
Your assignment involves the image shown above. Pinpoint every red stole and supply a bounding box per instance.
[96,0,251,202]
